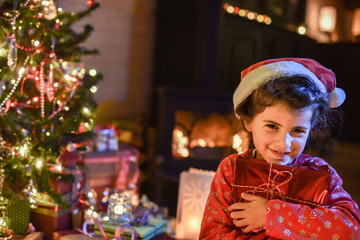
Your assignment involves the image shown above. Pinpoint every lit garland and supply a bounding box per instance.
[223,3,272,25]
[0,57,29,112]
[5,33,44,52]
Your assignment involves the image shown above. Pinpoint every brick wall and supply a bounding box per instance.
[59,0,156,123]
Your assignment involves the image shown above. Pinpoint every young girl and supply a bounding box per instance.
[199,58,360,239]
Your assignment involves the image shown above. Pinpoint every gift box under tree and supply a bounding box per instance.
[1,188,30,236]
[94,217,169,240]
[30,169,84,240]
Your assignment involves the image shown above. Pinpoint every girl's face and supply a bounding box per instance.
[243,101,313,165]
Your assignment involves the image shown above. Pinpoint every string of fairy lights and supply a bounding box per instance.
[223,2,307,36]
[223,2,272,25]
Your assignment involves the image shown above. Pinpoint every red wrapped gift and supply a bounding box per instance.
[232,157,330,207]
[30,204,71,240]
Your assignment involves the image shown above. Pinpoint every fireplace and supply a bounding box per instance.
[150,87,237,215]
[172,110,234,161]
[155,87,236,179]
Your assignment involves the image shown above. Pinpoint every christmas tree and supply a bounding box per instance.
[0,0,102,207]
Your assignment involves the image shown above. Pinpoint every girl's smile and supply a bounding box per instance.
[243,101,313,165]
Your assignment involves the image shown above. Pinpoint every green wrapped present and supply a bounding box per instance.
[1,188,30,236]
[95,217,168,240]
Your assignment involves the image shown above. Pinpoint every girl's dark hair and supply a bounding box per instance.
[235,74,342,139]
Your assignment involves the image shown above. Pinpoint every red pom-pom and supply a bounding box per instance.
[87,0,95,6]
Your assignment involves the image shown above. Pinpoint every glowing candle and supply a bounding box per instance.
[175,168,215,239]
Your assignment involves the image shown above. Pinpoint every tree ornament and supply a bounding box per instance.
[87,0,95,7]
[43,0,57,20]
[47,39,56,101]
[0,167,5,193]
[40,61,45,118]
[22,163,37,209]
[27,28,35,37]
[21,180,37,209]
[57,142,82,169]
[0,194,8,216]
[61,61,85,80]
[0,81,3,97]
[82,208,98,236]
[0,151,9,166]
[7,21,17,71]
[47,63,55,101]
[0,212,12,237]
[0,174,9,226]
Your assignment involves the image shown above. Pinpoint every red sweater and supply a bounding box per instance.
[199,150,360,239]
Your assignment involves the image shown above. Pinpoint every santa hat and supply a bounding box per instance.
[233,58,346,115]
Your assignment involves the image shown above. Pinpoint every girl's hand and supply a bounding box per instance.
[228,193,268,233]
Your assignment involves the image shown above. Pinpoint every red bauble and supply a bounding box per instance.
[59,150,82,169]
[87,0,95,6]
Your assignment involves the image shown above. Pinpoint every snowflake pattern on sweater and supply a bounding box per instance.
[199,150,360,239]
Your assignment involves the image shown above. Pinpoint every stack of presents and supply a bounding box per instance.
[32,149,168,240]
[2,125,169,240]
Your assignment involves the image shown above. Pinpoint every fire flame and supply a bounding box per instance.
[173,128,189,158]
[173,127,244,158]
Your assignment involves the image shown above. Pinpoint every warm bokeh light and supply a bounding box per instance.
[352,9,360,36]
[173,128,190,158]
[319,6,337,33]
[232,133,243,154]
[90,86,98,93]
[247,12,255,20]
[257,14,264,22]
[239,9,246,17]
[264,17,272,25]
[35,159,43,169]
[226,5,234,14]
[89,69,97,76]
[297,25,307,35]
[33,40,40,47]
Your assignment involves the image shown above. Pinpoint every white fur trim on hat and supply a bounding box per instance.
[329,87,346,108]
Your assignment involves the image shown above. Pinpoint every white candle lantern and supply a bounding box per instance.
[107,192,132,226]
[175,168,215,239]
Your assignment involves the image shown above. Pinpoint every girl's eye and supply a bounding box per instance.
[266,124,277,129]
[293,128,306,134]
